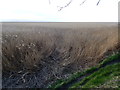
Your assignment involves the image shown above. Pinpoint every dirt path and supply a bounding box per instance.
[58,58,120,89]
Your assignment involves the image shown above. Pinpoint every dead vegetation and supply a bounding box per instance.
[2,23,118,88]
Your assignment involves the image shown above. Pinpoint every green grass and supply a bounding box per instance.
[70,63,120,88]
[48,64,100,89]
[97,76,120,88]
[98,52,120,67]
[48,79,64,89]
[49,72,84,88]
[49,53,120,89]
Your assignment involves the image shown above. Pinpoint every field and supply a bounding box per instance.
[2,22,119,88]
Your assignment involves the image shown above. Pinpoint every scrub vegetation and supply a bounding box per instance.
[2,23,119,88]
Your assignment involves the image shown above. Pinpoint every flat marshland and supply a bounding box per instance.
[2,23,119,88]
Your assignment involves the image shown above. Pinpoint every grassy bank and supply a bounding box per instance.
[49,53,120,89]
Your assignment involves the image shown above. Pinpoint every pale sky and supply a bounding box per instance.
[0,0,119,22]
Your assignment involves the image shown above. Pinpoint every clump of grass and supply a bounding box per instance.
[2,29,56,73]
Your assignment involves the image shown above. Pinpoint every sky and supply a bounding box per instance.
[0,0,119,22]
